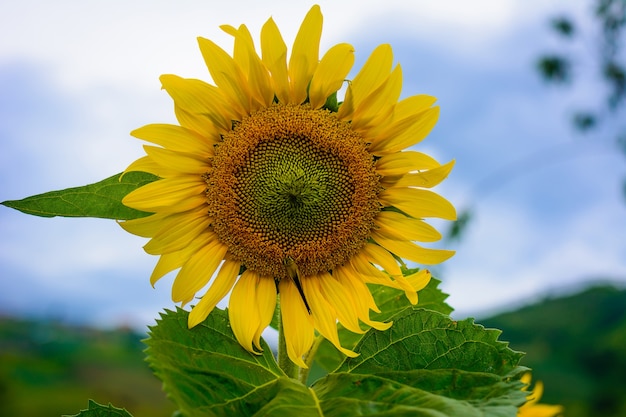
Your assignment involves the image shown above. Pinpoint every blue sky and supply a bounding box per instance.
[1,0,625,330]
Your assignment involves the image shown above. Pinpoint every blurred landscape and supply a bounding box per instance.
[1,282,624,417]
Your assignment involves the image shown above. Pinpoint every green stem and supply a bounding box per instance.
[278,309,298,379]
[299,335,323,385]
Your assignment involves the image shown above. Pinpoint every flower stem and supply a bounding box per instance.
[299,335,323,385]
[277,309,298,379]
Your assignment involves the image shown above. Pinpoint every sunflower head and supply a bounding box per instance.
[121,5,456,368]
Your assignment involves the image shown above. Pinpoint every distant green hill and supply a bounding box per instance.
[480,283,626,417]
[0,317,176,417]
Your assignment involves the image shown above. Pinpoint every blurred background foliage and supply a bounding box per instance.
[536,0,626,194]
[0,318,175,417]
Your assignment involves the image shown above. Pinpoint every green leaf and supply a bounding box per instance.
[64,400,133,417]
[1,171,157,219]
[313,371,525,417]
[339,309,522,375]
[146,307,324,416]
[312,277,452,377]
[372,276,454,320]
[310,309,526,416]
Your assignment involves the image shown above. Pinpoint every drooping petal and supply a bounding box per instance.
[229,271,263,353]
[318,272,364,334]
[334,265,392,331]
[187,259,241,328]
[302,275,358,358]
[252,275,277,351]
[405,268,431,292]
[279,279,314,368]
[309,43,354,109]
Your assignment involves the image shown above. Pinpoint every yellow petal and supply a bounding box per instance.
[376,151,442,176]
[375,210,442,242]
[229,271,262,353]
[393,94,438,121]
[197,37,251,116]
[261,17,289,103]
[123,155,164,177]
[279,279,314,368]
[302,275,358,358]
[149,231,214,286]
[143,208,211,255]
[131,123,217,153]
[378,187,457,220]
[361,243,402,277]
[309,43,354,109]
[122,176,206,213]
[370,106,440,154]
[334,265,392,331]
[380,160,455,189]
[288,5,323,104]
[334,264,380,313]
[252,275,277,351]
[367,94,438,152]
[351,64,402,131]
[171,235,228,303]
[231,24,274,109]
[187,259,241,328]
[405,269,431,292]
[350,251,398,288]
[318,272,364,334]
[118,212,168,238]
[160,74,231,134]
[143,146,208,176]
[338,44,393,120]
[372,230,455,265]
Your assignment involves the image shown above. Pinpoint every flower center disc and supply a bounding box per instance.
[206,104,380,279]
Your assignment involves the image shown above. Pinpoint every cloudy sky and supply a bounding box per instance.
[1,0,625,330]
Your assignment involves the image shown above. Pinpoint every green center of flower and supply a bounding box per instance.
[206,104,380,279]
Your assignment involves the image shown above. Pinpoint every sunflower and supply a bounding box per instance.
[120,5,456,368]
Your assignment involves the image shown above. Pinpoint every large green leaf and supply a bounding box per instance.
[1,171,157,219]
[313,371,525,417]
[312,277,452,376]
[64,400,133,417]
[145,307,323,417]
[310,309,526,416]
[340,309,522,375]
